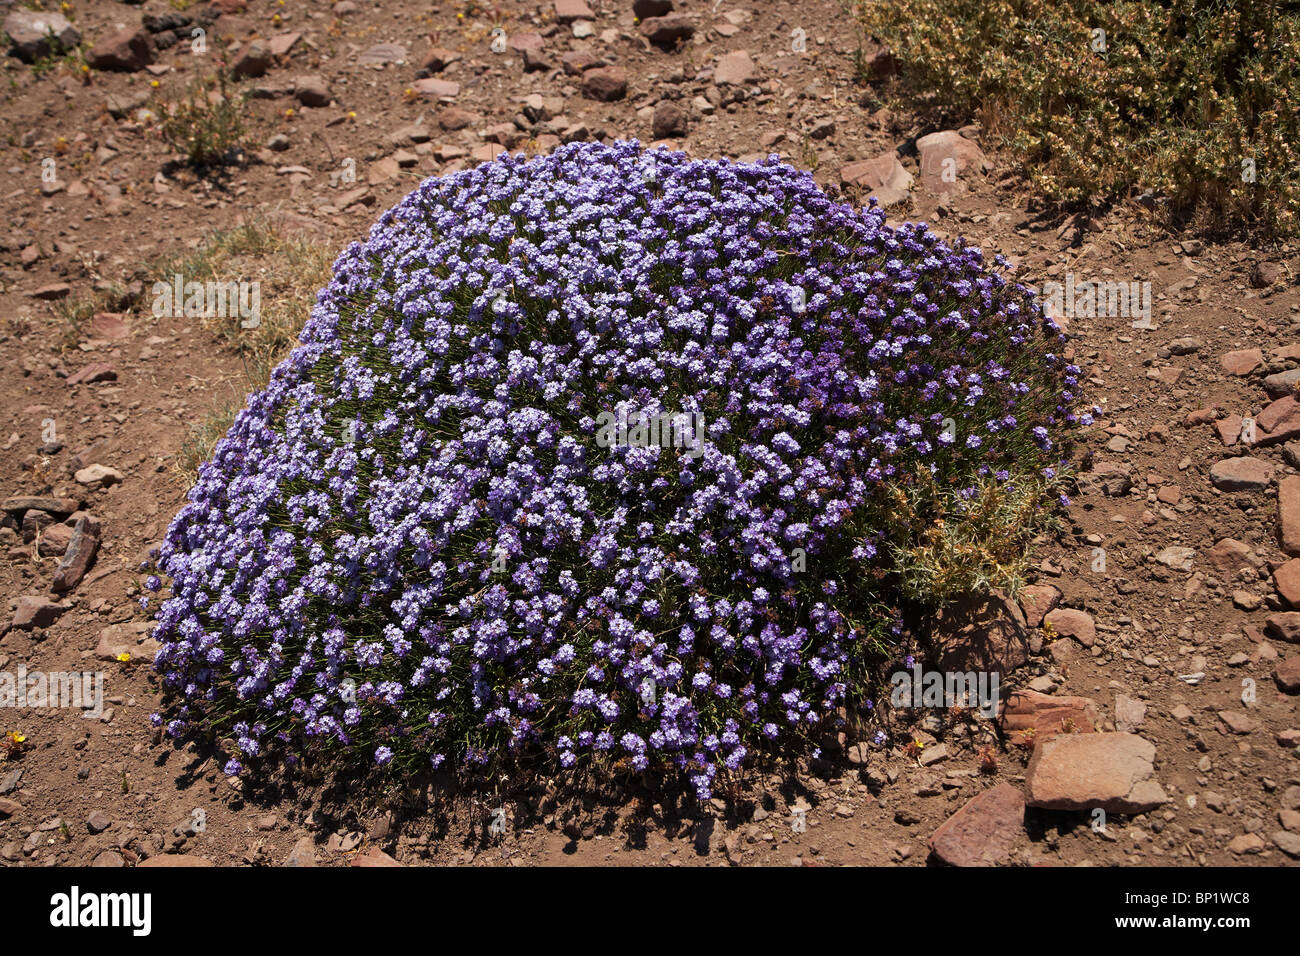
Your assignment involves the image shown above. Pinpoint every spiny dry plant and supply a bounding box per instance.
[853,0,1300,240]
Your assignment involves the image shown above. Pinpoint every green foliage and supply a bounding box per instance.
[156,64,248,168]
[853,0,1300,238]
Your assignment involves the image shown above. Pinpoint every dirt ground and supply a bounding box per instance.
[0,0,1297,868]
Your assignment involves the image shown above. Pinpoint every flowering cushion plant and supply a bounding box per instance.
[149,141,1088,798]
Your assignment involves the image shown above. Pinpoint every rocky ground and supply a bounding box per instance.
[0,0,1297,867]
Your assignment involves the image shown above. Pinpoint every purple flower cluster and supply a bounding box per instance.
[151,141,1082,797]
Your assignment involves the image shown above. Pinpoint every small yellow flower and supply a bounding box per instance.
[116,652,131,662]
[7,732,25,745]
[284,107,294,118]
[347,110,356,121]
[151,79,159,88]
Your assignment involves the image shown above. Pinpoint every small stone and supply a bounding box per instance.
[999,689,1098,745]
[1227,833,1266,855]
[75,464,123,489]
[1280,477,1300,555]
[1272,830,1300,858]
[66,363,117,386]
[1025,733,1167,813]
[582,67,627,102]
[1154,546,1196,572]
[714,50,756,86]
[1220,349,1263,376]
[293,75,331,108]
[1018,584,1061,627]
[351,847,403,867]
[928,783,1025,867]
[5,10,81,63]
[1275,657,1300,693]
[51,514,100,593]
[11,596,66,631]
[639,15,695,48]
[652,100,688,139]
[1275,560,1300,607]
[1044,608,1096,647]
[284,836,317,866]
[1218,711,1257,735]
[231,40,271,78]
[839,151,913,207]
[86,810,112,834]
[1209,457,1273,491]
[87,26,154,71]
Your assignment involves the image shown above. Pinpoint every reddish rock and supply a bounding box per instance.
[634,0,674,17]
[1209,456,1273,491]
[582,67,627,102]
[267,32,301,58]
[1018,584,1061,628]
[1256,395,1300,445]
[1,496,80,517]
[1184,407,1216,426]
[91,312,128,339]
[1215,413,1242,446]
[421,46,461,72]
[231,40,271,78]
[999,689,1098,746]
[1025,733,1167,813]
[137,854,214,867]
[30,283,71,300]
[553,0,594,22]
[1206,538,1261,577]
[4,9,80,63]
[916,130,989,195]
[1266,612,1300,644]
[714,50,756,86]
[293,74,331,107]
[521,47,552,73]
[1219,711,1257,735]
[839,150,912,207]
[95,621,160,663]
[284,836,318,867]
[351,847,403,867]
[1044,608,1095,647]
[436,107,475,131]
[51,515,99,593]
[507,32,544,53]
[11,596,66,630]
[1075,461,1132,496]
[1282,476,1300,555]
[1276,559,1300,607]
[639,15,695,48]
[87,26,153,71]
[36,522,73,556]
[928,783,1026,866]
[652,100,688,139]
[1276,657,1300,693]
[561,50,599,74]
[1220,348,1263,376]
[66,363,117,386]
[932,591,1030,677]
